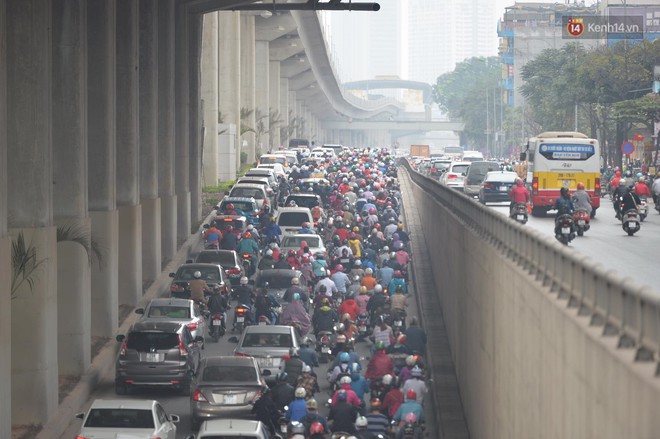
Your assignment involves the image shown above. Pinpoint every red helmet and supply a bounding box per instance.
[374,223,381,230]
[369,208,376,215]
[394,270,402,278]
[310,421,325,434]
[335,264,344,272]
[244,232,251,239]
[577,182,585,190]
[302,256,310,263]
[406,389,417,400]
[227,203,234,210]
[349,232,356,239]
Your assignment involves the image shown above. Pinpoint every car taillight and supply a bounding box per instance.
[234,351,250,357]
[532,176,539,195]
[483,182,494,189]
[178,337,188,356]
[119,340,127,357]
[192,388,207,402]
[447,174,457,180]
[187,322,198,331]
[431,168,437,172]
[76,436,89,439]
[227,268,241,275]
[594,177,601,196]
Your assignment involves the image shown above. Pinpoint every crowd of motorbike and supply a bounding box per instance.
[200,148,429,439]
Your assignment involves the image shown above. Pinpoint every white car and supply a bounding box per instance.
[229,183,270,210]
[440,161,471,191]
[76,399,179,439]
[257,162,286,178]
[188,419,272,439]
[281,233,326,256]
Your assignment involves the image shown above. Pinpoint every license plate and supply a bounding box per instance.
[146,353,161,362]
[258,358,273,367]
[322,346,330,353]
[281,424,288,434]
[499,186,507,191]
[628,222,635,228]
[258,321,267,325]
[578,220,585,225]
[223,394,238,404]
[561,227,570,234]
[517,215,524,220]
[213,319,222,326]
[395,320,402,326]
[236,316,245,323]
[359,326,366,332]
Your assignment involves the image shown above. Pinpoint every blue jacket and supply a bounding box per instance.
[388,278,407,295]
[351,376,370,401]
[393,400,425,423]
[285,398,308,422]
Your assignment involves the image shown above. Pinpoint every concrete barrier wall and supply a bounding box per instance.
[403,165,660,438]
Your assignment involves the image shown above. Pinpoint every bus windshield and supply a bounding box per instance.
[538,143,595,161]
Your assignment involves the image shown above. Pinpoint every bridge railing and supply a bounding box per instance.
[402,158,660,367]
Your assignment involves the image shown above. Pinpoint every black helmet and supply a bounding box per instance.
[560,187,569,196]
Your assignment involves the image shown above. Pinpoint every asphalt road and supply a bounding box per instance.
[484,196,660,294]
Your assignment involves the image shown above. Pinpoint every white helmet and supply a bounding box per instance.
[266,249,273,256]
[295,387,306,398]
[339,376,352,385]
[240,276,249,285]
[355,416,368,428]
[193,271,202,279]
[374,284,383,294]
[382,374,393,385]
[382,246,389,252]
[365,268,373,275]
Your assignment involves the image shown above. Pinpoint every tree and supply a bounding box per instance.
[268,108,282,151]
[253,108,268,157]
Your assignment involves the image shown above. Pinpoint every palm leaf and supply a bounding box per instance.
[10,232,46,299]
[56,222,104,269]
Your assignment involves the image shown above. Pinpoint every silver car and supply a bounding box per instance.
[233,325,299,377]
[135,298,208,348]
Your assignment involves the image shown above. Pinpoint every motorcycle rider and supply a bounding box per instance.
[263,217,282,244]
[404,317,427,356]
[271,372,295,411]
[251,387,280,436]
[620,185,641,215]
[254,284,280,324]
[393,390,425,429]
[365,341,394,381]
[330,376,361,408]
[204,224,222,248]
[285,387,309,423]
[365,399,389,437]
[207,286,229,332]
[246,223,260,243]
[281,348,307,387]
[280,293,312,337]
[283,277,308,303]
[613,179,630,218]
[220,225,239,251]
[388,271,408,296]
[258,249,277,270]
[298,338,320,369]
[634,177,651,198]
[328,391,360,434]
[366,285,388,323]
[509,178,530,215]
[572,182,592,215]
[315,270,338,297]
[339,294,362,321]
[300,399,329,437]
[189,271,209,307]
[296,364,319,399]
[401,366,427,404]
[236,231,260,274]
[312,297,338,336]
[652,172,660,205]
[553,187,574,238]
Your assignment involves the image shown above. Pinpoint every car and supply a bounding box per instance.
[244,168,279,189]
[76,398,179,439]
[461,150,485,162]
[254,268,308,301]
[188,418,272,439]
[115,321,202,395]
[478,170,519,204]
[463,161,502,197]
[289,145,310,158]
[229,183,270,211]
[275,206,315,235]
[274,151,299,166]
[439,161,471,191]
[258,154,288,170]
[256,162,286,178]
[216,197,260,225]
[236,176,275,195]
[169,263,229,300]
[283,193,322,209]
[135,298,208,347]
[429,159,452,179]
[190,356,268,428]
[280,234,326,257]
[298,177,330,193]
[311,147,336,158]
[233,325,299,376]
[194,249,244,286]
[321,143,345,156]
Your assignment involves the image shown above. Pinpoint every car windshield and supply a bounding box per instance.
[175,267,221,281]
[285,196,318,208]
[282,236,320,248]
[230,187,264,199]
[196,252,236,267]
[84,408,155,428]
[260,156,285,165]
[220,201,255,212]
[202,365,258,382]
[256,273,295,289]
[126,332,179,351]
[278,212,310,227]
[452,165,470,174]
[147,305,190,319]
[242,332,293,348]
[432,162,450,170]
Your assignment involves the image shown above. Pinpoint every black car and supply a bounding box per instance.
[194,250,244,286]
[169,263,229,299]
[478,171,519,204]
[115,321,203,395]
[254,269,308,302]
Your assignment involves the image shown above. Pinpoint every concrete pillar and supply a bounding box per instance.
[255,40,269,158]
[269,61,280,150]
[175,1,190,244]
[138,0,161,282]
[201,12,219,186]
[240,14,256,163]
[6,0,59,425]
[0,2,9,435]
[52,0,91,377]
[279,78,289,149]
[218,12,241,171]
[188,13,204,224]
[116,0,142,307]
[88,0,118,337]
[158,0,177,265]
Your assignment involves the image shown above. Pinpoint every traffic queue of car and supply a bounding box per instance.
[74,148,430,439]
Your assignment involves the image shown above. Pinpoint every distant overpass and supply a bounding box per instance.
[323,120,464,131]
[344,79,435,104]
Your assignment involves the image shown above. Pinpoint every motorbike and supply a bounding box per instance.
[573,208,590,237]
[622,209,641,236]
[316,330,334,363]
[391,308,407,334]
[554,213,576,245]
[356,313,370,341]
[509,202,528,224]
[233,304,251,333]
[241,253,255,277]
[369,377,389,402]
[638,196,648,221]
[209,312,225,342]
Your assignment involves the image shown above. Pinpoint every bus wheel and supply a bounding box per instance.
[531,207,545,217]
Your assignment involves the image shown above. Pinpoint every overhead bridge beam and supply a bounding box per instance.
[230,2,380,12]
[323,120,465,131]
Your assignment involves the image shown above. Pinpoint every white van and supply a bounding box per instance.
[462,150,485,162]
[276,207,315,236]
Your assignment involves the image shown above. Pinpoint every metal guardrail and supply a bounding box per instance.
[401,158,660,369]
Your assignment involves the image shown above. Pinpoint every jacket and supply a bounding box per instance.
[285,398,308,422]
[365,351,394,380]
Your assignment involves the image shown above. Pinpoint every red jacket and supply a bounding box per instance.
[365,351,394,380]
[338,299,361,321]
[331,384,361,407]
[509,185,530,204]
[634,183,651,197]
[382,388,404,418]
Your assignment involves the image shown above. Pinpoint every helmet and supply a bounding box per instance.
[406,389,417,400]
[374,285,383,294]
[639,177,645,182]
[335,264,344,272]
[309,421,324,434]
[277,372,288,382]
[619,179,627,186]
[301,222,309,228]
[358,286,368,294]
[292,293,300,301]
[405,355,417,367]
[353,226,360,232]
[355,416,368,428]
[320,297,329,305]
[390,252,396,259]
[226,203,234,210]
[371,398,382,409]
[302,364,312,373]
[339,376,352,385]
[382,374,393,385]
[339,352,351,363]
[365,268,373,275]
[411,366,422,377]
[247,224,254,231]
[291,277,300,285]
[374,341,385,350]
[394,270,402,278]
[244,231,251,239]
[342,313,351,322]
[336,334,347,344]
[302,256,310,263]
[336,322,346,333]
[625,170,632,177]
[397,334,407,345]
[337,390,348,401]
[295,387,306,398]
[240,276,249,285]
[265,249,273,256]
[577,182,585,190]
[382,246,389,252]
[369,208,377,214]
[193,271,202,279]
[560,187,569,195]
[354,259,362,266]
